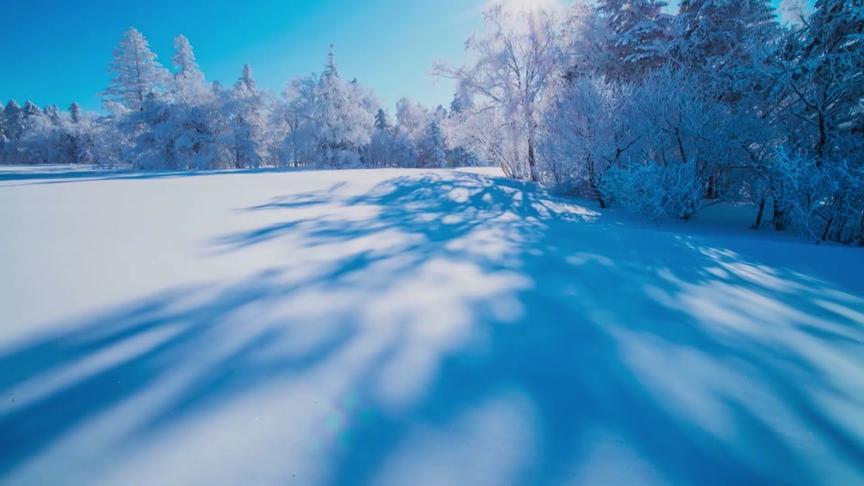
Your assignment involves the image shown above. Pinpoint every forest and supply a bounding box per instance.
[1,0,862,244]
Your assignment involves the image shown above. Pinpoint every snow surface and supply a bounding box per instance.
[1,166,863,485]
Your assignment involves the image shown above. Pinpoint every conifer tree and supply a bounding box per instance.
[103,28,169,112]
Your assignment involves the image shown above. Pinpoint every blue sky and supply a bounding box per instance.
[0,0,488,112]
[0,0,793,113]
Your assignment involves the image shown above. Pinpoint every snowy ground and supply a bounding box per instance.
[1,166,863,485]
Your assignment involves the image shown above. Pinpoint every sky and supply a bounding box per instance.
[0,0,796,114]
[0,0,490,113]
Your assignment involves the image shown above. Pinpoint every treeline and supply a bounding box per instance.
[441,0,863,244]
[0,32,476,171]
[1,0,862,244]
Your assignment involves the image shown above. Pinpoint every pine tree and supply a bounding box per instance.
[323,44,339,79]
[595,0,672,80]
[69,102,82,124]
[172,35,209,103]
[226,65,269,168]
[3,100,24,141]
[675,0,778,101]
[235,64,257,93]
[63,102,95,164]
[374,109,390,131]
[418,120,447,168]
[103,28,170,112]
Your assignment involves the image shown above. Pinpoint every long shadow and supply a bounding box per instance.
[0,165,311,186]
[1,171,862,484]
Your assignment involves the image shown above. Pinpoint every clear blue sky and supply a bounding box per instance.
[0,0,488,113]
[0,0,794,113]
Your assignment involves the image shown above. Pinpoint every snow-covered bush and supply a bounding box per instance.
[601,160,704,221]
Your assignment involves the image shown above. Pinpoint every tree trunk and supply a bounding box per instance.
[753,198,766,229]
[587,155,606,208]
[773,198,789,231]
[527,135,539,183]
[816,109,827,167]
[820,216,835,241]
[706,174,718,199]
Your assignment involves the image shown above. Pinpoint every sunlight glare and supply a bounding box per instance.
[488,0,561,14]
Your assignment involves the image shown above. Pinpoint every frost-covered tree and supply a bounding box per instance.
[395,98,429,143]
[437,4,565,181]
[417,120,447,168]
[374,109,390,131]
[280,49,377,168]
[69,102,82,124]
[167,36,227,169]
[541,75,632,202]
[766,0,864,239]
[598,70,734,220]
[224,64,271,168]
[595,0,672,80]
[1,101,24,163]
[62,102,95,164]
[103,28,170,112]
[776,0,864,165]
[674,0,778,103]
[171,34,209,104]
[367,115,413,168]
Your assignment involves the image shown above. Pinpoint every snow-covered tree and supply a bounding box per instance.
[417,120,447,168]
[171,34,210,104]
[765,0,864,238]
[103,28,170,112]
[280,49,377,168]
[62,102,95,164]
[674,0,779,103]
[374,109,390,131]
[437,4,566,181]
[395,98,429,142]
[595,0,672,80]
[541,75,631,201]
[1,101,24,163]
[775,0,864,165]
[224,64,271,168]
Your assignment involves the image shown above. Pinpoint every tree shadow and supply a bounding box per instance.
[1,171,862,485]
[0,165,311,186]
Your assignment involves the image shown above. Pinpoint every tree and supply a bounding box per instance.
[103,28,170,112]
[69,102,82,124]
[374,109,390,131]
[280,50,377,168]
[418,120,447,168]
[171,34,209,104]
[767,0,864,239]
[541,75,631,202]
[437,4,565,181]
[224,65,271,169]
[395,98,428,142]
[778,0,864,165]
[674,0,778,103]
[62,102,95,165]
[595,0,672,80]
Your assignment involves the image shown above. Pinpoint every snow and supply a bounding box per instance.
[1,166,863,485]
